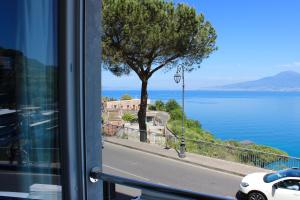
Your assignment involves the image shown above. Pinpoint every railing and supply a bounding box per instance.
[103,123,166,146]
[103,123,300,170]
[184,138,300,171]
[164,127,300,170]
[93,171,234,200]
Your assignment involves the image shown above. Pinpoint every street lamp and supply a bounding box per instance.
[174,64,186,158]
[174,71,181,84]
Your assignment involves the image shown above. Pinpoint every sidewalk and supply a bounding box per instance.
[105,137,272,177]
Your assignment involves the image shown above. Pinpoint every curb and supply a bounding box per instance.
[105,140,246,177]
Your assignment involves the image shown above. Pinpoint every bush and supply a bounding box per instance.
[165,99,180,112]
[102,96,116,102]
[149,100,166,111]
[122,112,137,123]
[169,108,186,121]
[186,119,201,129]
[154,100,165,111]
[121,94,132,100]
[148,104,156,111]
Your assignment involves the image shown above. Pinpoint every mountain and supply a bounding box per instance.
[215,71,300,91]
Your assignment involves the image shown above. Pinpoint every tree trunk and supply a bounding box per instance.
[138,80,148,142]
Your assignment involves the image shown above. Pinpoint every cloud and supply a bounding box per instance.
[279,61,300,68]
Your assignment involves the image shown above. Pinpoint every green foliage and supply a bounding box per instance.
[186,119,201,129]
[102,96,117,102]
[169,108,186,121]
[168,120,213,141]
[154,100,165,111]
[102,96,109,102]
[148,104,157,111]
[223,140,288,156]
[122,112,137,122]
[164,98,289,168]
[102,0,217,77]
[149,100,165,111]
[121,94,133,100]
[165,99,180,112]
[165,99,186,121]
[166,99,212,141]
[247,144,288,156]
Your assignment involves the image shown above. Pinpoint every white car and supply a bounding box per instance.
[237,168,300,200]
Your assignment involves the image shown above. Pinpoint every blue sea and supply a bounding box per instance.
[103,90,300,157]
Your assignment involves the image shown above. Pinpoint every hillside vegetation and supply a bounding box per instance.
[149,99,288,168]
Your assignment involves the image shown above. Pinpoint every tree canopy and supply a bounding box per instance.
[102,0,217,77]
[120,94,133,100]
[102,96,117,102]
[165,99,180,112]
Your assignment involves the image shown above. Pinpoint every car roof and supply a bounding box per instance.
[283,168,300,177]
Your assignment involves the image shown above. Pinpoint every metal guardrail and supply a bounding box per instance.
[103,123,300,170]
[164,126,300,170]
[96,171,234,200]
[184,138,300,170]
[103,123,166,146]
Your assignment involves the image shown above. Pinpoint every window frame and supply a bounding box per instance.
[58,0,102,199]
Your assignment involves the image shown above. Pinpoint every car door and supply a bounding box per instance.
[273,179,300,200]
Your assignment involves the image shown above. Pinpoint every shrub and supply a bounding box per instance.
[186,119,201,129]
[102,96,116,102]
[122,112,137,123]
[148,104,156,111]
[121,94,132,100]
[169,108,186,121]
[154,100,165,111]
[165,99,180,112]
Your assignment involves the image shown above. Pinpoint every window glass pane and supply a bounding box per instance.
[101,0,300,199]
[278,180,300,191]
[0,0,60,199]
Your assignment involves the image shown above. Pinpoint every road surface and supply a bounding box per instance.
[103,142,242,198]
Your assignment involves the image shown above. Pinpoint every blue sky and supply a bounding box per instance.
[102,0,300,90]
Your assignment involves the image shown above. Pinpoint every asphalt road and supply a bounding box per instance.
[103,142,242,198]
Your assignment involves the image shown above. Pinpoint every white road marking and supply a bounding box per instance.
[103,164,150,181]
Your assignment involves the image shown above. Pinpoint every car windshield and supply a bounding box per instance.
[264,169,300,183]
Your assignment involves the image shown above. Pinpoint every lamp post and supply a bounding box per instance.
[174,64,186,158]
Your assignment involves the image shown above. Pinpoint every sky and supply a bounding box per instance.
[102,0,300,90]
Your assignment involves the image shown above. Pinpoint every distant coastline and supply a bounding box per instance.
[205,71,300,92]
[194,88,300,92]
[103,90,300,157]
[103,89,300,93]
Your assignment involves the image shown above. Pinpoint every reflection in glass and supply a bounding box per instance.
[0,1,61,199]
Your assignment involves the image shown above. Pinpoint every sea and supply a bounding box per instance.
[103,90,300,157]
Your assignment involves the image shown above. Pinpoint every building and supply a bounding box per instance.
[103,99,150,111]
[102,99,151,125]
